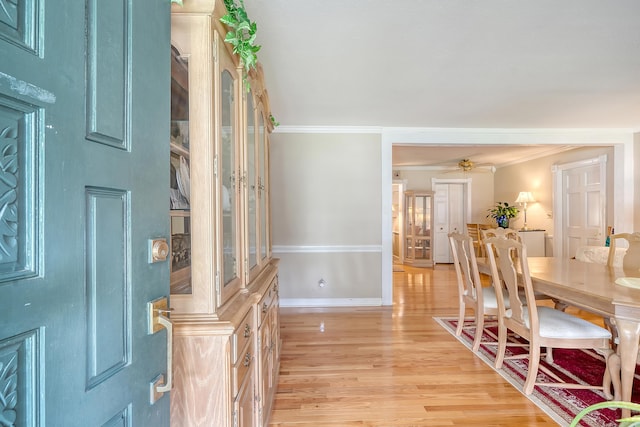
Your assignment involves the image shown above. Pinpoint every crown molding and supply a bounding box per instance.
[273,126,638,144]
[274,125,383,134]
[382,127,636,144]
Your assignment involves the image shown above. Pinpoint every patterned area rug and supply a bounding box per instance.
[434,317,640,427]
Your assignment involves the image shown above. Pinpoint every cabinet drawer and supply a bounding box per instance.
[258,280,277,325]
[233,339,253,398]
[232,308,253,363]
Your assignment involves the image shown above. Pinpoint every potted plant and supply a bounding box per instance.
[487,202,519,228]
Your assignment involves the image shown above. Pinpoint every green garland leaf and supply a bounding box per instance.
[221,0,262,90]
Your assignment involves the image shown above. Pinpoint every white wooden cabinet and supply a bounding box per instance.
[169,1,279,426]
[518,230,546,257]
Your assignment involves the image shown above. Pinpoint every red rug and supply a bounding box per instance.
[434,317,640,427]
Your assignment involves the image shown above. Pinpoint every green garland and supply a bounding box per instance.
[220,0,261,80]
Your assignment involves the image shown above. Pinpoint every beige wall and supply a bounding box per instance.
[271,130,633,306]
[494,146,615,238]
[270,132,383,305]
[393,169,495,223]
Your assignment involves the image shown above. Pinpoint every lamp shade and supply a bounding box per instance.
[515,191,535,204]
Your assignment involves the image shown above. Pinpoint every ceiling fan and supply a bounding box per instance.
[458,159,475,171]
[448,158,495,173]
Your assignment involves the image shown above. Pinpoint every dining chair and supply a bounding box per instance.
[602,232,640,400]
[466,223,483,257]
[480,227,522,260]
[484,236,614,395]
[607,232,640,271]
[448,232,508,351]
[481,228,557,362]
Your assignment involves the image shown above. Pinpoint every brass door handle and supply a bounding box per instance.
[147,297,173,403]
[154,312,173,393]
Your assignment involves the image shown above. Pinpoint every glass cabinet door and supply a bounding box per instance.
[404,191,433,267]
[246,91,258,274]
[220,67,239,292]
[218,42,242,305]
[258,112,268,262]
[169,39,191,295]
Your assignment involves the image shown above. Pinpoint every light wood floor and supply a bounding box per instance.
[268,264,573,426]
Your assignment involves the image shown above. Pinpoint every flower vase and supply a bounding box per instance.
[497,216,509,228]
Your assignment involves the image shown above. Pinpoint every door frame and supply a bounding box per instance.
[381,130,635,306]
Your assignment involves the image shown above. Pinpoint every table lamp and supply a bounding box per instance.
[515,191,535,230]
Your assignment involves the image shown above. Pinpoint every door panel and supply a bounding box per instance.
[564,164,605,258]
[0,0,170,425]
[433,183,465,263]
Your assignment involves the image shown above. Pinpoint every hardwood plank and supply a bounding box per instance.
[269,264,581,426]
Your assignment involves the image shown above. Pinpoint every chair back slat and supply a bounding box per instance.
[481,227,521,241]
[484,237,537,333]
[449,232,482,304]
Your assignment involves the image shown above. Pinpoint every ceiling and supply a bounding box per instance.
[241,0,640,167]
[391,144,578,168]
[244,0,640,129]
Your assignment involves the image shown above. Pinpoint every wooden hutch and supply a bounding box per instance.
[169,1,280,425]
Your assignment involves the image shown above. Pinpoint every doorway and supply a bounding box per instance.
[381,134,632,306]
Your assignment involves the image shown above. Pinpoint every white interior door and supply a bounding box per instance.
[553,156,606,259]
[433,182,466,263]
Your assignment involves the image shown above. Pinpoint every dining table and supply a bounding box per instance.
[476,256,640,417]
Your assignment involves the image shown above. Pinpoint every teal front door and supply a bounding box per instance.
[0,1,171,426]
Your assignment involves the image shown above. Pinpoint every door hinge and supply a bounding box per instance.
[232,410,238,427]
[214,155,218,177]
[244,258,249,281]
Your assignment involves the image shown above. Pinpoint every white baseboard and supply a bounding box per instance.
[280,298,383,307]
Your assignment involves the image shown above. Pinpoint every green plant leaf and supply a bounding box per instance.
[171,0,183,5]
[569,401,640,426]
